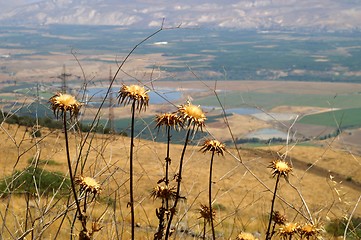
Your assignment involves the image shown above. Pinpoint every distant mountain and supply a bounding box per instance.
[1,0,361,31]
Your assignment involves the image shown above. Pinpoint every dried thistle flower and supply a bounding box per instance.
[269,160,292,179]
[236,232,258,240]
[177,100,206,131]
[151,185,177,201]
[299,222,322,239]
[49,92,82,119]
[75,176,101,195]
[200,139,226,156]
[118,84,149,111]
[272,211,287,225]
[278,222,299,239]
[155,112,183,130]
[198,204,216,224]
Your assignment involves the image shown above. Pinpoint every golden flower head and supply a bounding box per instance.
[198,204,215,224]
[299,222,322,239]
[151,185,177,201]
[278,222,299,239]
[200,139,226,156]
[236,232,258,240]
[49,93,82,119]
[75,176,101,195]
[155,112,183,130]
[177,100,206,131]
[272,211,287,225]
[118,84,149,111]
[269,160,292,179]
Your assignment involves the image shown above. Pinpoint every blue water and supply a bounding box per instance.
[80,87,182,104]
[226,107,261,115]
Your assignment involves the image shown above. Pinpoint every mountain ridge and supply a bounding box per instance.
[1,0,361,31]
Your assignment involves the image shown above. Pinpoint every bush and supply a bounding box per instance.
[326,217,361,239]
[0,166,70,197]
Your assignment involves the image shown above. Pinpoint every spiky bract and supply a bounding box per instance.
[49,93,82,119]
[75,176,101,195]
[151,185,177,201]
[269,160,292,179]
[155,112,183,130]
[278,222,299,239]
[236,232,258,240]
[118,84,149,111]
[200,139,226,156]
[198,204,216,224]
[272,211,287,225]
[299,223,322,239]
[177,100,206,131]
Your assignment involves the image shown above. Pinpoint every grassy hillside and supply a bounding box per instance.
[0,122,360,239]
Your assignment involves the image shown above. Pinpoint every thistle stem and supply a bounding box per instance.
[266,173,280,240]
[165,126,171,211]
[203,218,206,240]
[164,126,193,239]
[129,100,136,240]
[62,112,85,230]
[209,151,216,240]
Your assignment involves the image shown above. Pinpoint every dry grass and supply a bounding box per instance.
[1,121,360,239]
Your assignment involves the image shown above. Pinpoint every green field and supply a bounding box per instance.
[298,107,361,128]
[195,91,361,110]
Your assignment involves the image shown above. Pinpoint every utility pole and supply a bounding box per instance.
[58,64,71,93]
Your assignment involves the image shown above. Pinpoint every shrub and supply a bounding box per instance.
[0,166,70,197]
[326,217,361,239]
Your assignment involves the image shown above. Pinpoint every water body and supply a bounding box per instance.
[226,107,262,115]
[203,106,262,115]
[81,87,182,104]
[246,128,289,140]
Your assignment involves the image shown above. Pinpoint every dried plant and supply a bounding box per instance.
[118,84,149,112]
[151,185,177,201]
[117,83,149,240]
[266,160,293,240]
[165,101,206,239]
[75,176,101,196]
[155,112,183,193]
[49,93,90,236]
[153,112,183,239]
[199,204,216,239]
[49,93,82,120]
[278,222,299,240]
[200,139,226,240]
[236,232,258,240]
[298,222,322,239]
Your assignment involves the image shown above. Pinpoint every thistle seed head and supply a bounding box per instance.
[278,222,299,239]
[177,100,206,131]
[118,84,149,111]
[200,139,226,156]
[75,176,101,195]
[236,232,258,240]
[269,160,292,179]
[198,204,215,224]
[299,222,322,239]
[272,211,287,225]
[151,185,177,201]
[155,112,183,130]
[49,93,82,119]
